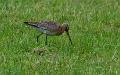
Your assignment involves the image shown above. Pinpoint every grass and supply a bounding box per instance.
[0,0,120,75]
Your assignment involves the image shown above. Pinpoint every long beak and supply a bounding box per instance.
[66,31,72,45]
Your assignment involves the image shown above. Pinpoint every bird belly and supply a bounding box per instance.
[46,31,63,36]
[37,28,62,36]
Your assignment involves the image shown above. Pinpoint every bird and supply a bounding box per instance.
[24,21,72,45]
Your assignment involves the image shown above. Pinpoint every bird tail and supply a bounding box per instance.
[24,22,39,28]
[24,22,29,24]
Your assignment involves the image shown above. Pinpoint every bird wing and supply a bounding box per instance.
[40,21,60,32]
[24,21,60,31]
[24,22,41,28]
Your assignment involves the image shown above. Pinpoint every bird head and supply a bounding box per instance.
[63,23,69,32]
[62,23,72,45]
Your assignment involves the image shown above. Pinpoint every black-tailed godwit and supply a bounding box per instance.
[24,21,72,45]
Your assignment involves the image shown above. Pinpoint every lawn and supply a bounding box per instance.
[0,0,120,75]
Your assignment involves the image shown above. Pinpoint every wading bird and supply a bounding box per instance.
[24,21,72,45]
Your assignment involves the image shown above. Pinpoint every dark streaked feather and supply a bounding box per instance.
[24,21,60,32]
[24,22,40,28]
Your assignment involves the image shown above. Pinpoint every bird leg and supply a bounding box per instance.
[45,34,48,45]
[37,33,43,42]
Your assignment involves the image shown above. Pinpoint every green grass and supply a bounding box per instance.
[0,0,120,75]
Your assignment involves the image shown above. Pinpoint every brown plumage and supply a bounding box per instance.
[24,21,72,45]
